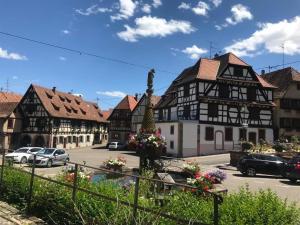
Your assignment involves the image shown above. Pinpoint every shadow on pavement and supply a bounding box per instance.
[280,180,300,186]
[233,173,282,179]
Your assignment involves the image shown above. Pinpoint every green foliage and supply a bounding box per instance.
[241,141,254,152]
[273,143,287,152]
[0,167,299,225]
[291,136,299,144]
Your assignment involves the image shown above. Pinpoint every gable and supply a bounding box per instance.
[219,65,258,82]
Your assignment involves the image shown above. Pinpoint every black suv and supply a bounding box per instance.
[237,154,286,177]
[283,156,300,183]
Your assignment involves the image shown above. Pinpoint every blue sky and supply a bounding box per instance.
[0,0,300,110]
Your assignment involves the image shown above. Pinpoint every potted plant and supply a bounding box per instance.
[103,156,127,171]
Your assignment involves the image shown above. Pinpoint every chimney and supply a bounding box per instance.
[52,87,56,93]
[261,70,265,75]
[134,93,139,101]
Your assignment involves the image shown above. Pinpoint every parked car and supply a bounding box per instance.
[282,155,300,183]
[237,154,286,177]
[108,142,124,150]
[28,148,69,167]
[5,147,43,164]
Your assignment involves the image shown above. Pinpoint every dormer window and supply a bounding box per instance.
[75,99,81,105]
[65,96,72,103]
[80,108,86,115]
[51,102,60,111]
[46,91,53,99]
[59,95,66,102]
[71,106,78,114]
[64,105,71,113]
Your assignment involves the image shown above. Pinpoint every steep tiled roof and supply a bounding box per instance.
[261,67,300,96]
[0,92,22,118]
[133,94,161,112]
[101,109,113,121]
[114,95,138,111]
[31,85,104,122]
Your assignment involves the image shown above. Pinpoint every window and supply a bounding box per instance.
[234,67,243,77]
[170,141,174,149]
[73,136,77,142]
[208,103,218,117]
[258,129,266,141]
[239,128,247,141]
[51,102,60,111]
[68,136,72,143]
[59,95,65,102]
[59,136,64,144]
[184,84,189,97]
[7,118,14,129]
[205,127,214,141]
[183,105,190,119]
[219,84,229,98]
[247,87,256,101]
[225,127,233,141]
[79,136,84,143]
[80,108,86,115]
[248,107,260,120]
[87,135,90,142]
[170,125,174,135]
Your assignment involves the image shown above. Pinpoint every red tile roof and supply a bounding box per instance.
[114,95,138,111]
[0,92,22,118]
[31,85,105,122]
[101,109,113,121]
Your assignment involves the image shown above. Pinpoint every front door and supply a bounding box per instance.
[63,138,67,149]
[52,137,57,148]
[76,137,79,147]
[248,132,257,145]
[215,131,224,150]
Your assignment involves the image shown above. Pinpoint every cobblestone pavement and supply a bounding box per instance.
[0,201,45,225]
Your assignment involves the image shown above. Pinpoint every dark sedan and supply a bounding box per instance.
[237,154,286,177]
[283,156,300,183]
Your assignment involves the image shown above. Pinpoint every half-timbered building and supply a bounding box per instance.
[131,94,161,132]
[261,67,300,140]
[154,53,276,157]
[0,92,22,150]
[18,84,108,149]
[108,95,138,144]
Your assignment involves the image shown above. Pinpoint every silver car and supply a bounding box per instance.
[5,147,43,164]
[28,148,70,167]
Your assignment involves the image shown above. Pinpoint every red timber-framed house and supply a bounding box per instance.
[154,53,276,157]
[0,92,22,150]
[108,95,138,144]
[18,84,108,149]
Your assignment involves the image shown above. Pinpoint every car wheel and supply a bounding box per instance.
[289,178,297,183]
[47,160,53,168]
[20,157,27,164]
[246,168,256,177]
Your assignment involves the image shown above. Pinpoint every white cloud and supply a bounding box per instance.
[111,0,137,21]
[96,91,126,98]
[62,30,70,35]
[182,45,208,59]
[216,4,253,30]
[117,16,195,42]
[210,0,222,7]
[226,4,253,25]
[59,56,66,61]
[76,5,112,16]
[0,48,27,61]
[192,1,210,16]
[224,16,300,57]
[142,4,151,14]
[178,2,190,10]
[152,0,162,8]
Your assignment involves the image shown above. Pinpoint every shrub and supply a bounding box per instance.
[273,142,287,152]
[241,141,254,152]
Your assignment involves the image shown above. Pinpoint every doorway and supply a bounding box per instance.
[52,137,57,148]
[248,132,257,145]
[215,130,224,150]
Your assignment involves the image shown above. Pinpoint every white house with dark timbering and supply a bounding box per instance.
[17,84,108,149]
[153,53,276,157]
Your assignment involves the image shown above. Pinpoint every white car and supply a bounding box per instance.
[5,147,43,164]
[28,148,70,167]
[108,142,123,150]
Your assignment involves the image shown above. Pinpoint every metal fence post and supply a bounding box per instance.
[213,194,223,225]
[0,146,5,186]
[132,155,142,223]
[72,164,79,202]
[27,154,36,213]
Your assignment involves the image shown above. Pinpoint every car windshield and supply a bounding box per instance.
[37,148,55,155]
[14,148,29,153]
[30,148,41,152]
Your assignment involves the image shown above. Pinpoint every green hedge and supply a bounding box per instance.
[0,167,299,225]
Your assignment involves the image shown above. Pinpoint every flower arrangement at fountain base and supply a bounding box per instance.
[129,128,166,169]
[103,156,126,171]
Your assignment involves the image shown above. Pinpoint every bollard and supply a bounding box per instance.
[213,194,223,225]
